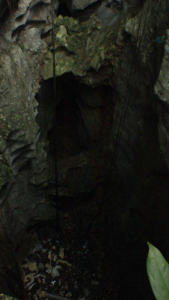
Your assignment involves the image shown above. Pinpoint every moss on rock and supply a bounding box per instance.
[42,13,126,81]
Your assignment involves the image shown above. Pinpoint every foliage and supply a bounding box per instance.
[146,242,169,300]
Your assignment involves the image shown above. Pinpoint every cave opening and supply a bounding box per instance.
[36,72,90,159]
[35,71,115,213]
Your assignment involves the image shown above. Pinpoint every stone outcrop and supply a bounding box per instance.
[71,0,98,11]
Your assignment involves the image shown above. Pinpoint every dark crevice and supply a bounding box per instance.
[57,2,73,17]
[11,24,25,37]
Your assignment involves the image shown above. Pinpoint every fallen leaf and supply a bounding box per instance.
[51,266,60,278]
[54,265,62,270]
[46,267,52,274]
[56,259,72,267]
[59,247,64,259]
[52,254,57,262]
[22,262,38,272]
[23,273,36,284]
[45,263,52,269]
[48,250,52,261]
[36,289,43,298]
[27,282,36,290]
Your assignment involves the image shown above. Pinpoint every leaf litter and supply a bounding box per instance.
[20,212,113,299]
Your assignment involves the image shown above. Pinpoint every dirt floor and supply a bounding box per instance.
[18,204,115,300]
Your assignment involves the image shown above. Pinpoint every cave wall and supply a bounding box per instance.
[0,1,58,245]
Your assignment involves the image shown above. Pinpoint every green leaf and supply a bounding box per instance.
[146,242,169,300]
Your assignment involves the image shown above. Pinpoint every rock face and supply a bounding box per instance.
[0,0,169,297]
[71,0,98,11]
[154,28,169,168]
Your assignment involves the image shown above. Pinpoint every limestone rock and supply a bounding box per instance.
[71,0,98,11]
